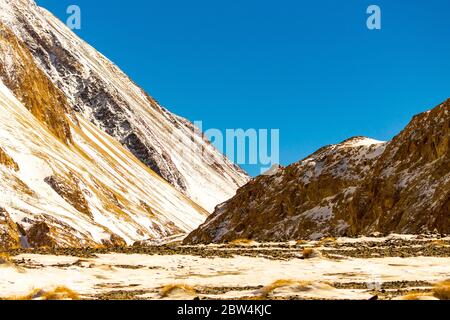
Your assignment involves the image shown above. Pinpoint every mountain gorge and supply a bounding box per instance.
[186,101,449,243]
[0,0,448,250]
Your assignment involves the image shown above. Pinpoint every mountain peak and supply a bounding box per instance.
[339,136,385,148]
[261,164,283,176]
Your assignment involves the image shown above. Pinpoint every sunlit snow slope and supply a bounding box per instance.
[0,16,211,247]
[0,77,208,247]
[0,0,249,213]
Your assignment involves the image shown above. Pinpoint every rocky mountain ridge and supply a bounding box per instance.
[185,101,449,244]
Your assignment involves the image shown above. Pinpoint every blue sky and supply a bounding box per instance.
[37,0,450,176]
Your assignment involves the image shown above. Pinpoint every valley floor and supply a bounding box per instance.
[1,234,449,300]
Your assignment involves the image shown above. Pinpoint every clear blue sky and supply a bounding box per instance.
[37,0,450,176]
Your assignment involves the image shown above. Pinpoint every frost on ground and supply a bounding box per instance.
[1,235,449,300]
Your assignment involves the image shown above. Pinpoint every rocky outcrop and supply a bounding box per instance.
[0,207,20,249]
[26,221,56,248]
[0,147,18,171]
[185,101,450,244]
[102,234,128,248]
[44,174,91,218]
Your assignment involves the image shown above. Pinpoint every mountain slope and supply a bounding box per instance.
[0,0,249,212]
[0,75,208,247]
[0,23,209,247]
[185,101,449,244]
[185,137,387,243]
[348,101,449,234]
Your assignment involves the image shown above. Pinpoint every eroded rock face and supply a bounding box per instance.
[23,218,99,248]
[102,234,128,248]
[0,207,20,249]
[185,101,450,244]
[349,100,450,235]
[26,221,54,248]
[44,174,91,218]
[0,147,18,171]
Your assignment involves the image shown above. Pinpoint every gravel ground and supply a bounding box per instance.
[1,235,449,300]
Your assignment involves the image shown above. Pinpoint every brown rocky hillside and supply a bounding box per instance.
[185,100,450,244]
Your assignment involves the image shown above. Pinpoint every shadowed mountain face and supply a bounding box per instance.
[0,0,249,213]
[348,101,450,235]
[185,101,449,244]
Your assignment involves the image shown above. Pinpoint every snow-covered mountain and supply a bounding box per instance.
[0,0,249,248]
[185,101,450,244]
[0,0,249,213]
[0,74,207,247]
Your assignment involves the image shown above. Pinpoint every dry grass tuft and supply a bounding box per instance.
[0,252,12,264]
[295,240,307,245]
[0,252,27,273]
[42,286,80,300]
[318,237,337,246]
[260,279,305,296]
[6,286,80,300]
[6,289,43,300]
[395,293,437,300]
[431,240,447,248]
[0,252,17,268]
[160,284,197,298]
[228,238,257,246]
[302,247,320,259]
[258,279,333,298]
[433,280,450,300]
